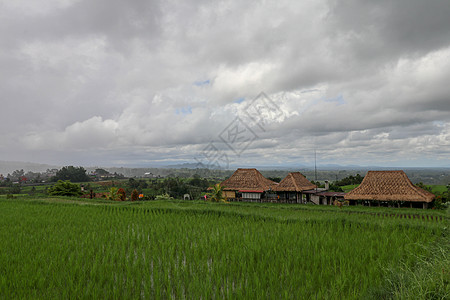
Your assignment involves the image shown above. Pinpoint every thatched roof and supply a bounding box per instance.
[220,168,278,191]
[273,172,316,192]
[344,171,435,202]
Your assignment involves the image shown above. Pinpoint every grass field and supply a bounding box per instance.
[0,197,448,299]
[430,184,449,194]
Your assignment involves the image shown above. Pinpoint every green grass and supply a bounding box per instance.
[341,184,359,192]
[429,185,449,194]
[0,197,448,299]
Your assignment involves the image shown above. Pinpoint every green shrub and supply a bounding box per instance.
[155,193,173,201]
[48,180,82,197]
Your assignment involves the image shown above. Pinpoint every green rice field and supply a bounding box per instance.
[0,197,448,299]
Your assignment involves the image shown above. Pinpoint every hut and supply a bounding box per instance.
[273,172,316,203]
[344,170,435,208]
[220,168,278,202]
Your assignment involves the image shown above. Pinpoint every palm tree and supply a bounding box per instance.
[208,184,227,203]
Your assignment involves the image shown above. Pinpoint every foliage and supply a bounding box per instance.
[335,174,364,186]
[117,188,126,201]
[106,187,119,201]
[415,182,432,192]
[207,183,227,203]
[95,168,109,176]
[8,169,24,182]
[8,185,21,194]
[154,193,173,201]
[47,180,82,197]
[52,166,90,183]
[128,178,148,190]
[311,181,324,188]
[29,186,36,196]
[131,189,139,201]
[329,183,344,192]
[267,177,282,183]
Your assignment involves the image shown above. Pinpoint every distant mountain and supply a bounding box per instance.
[0,160,60,175]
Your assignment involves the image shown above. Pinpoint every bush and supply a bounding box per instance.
[155,193,173,201]
[131,189,139,201]
[48,180,82,197]
[117,188,126,201]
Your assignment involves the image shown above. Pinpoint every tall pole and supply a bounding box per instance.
[314,149,317,192]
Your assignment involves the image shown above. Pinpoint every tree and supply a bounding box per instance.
[48,180,82,197]
[95,168,109,176]
[335,174,364,186]
[52,166,90,182]
[207,184,227,203]
[131,189,139,201]
[267,177,282,183]
[9,169,24,182]
[329,183,344,192]
[415,182,432,192]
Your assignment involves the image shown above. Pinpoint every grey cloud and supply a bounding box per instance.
[1,0,450,167]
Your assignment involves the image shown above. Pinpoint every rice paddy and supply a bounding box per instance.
[0,197,448,299]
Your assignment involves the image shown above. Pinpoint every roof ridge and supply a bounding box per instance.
[290,173,300,191]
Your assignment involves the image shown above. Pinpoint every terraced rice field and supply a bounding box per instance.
[0,197,448,299]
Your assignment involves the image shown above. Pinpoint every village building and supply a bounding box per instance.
[344,170,435,208]
[272,172,317,203]
[220,168,278,202]
[305,190,347,205]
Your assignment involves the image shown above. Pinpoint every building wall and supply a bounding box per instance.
[242,192,261,200]
[224,190,236,199]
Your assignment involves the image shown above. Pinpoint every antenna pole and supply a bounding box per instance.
[314,149,317,192]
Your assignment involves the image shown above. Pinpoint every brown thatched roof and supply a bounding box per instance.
[273,172,316,192]
[220,168,278,191]
[344,171,435,202]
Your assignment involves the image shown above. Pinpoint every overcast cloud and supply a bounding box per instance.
[1,0,450,168]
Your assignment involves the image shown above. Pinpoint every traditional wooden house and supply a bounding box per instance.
[272,172,317,203]
[344,170,435,208]
[220,168,278,201]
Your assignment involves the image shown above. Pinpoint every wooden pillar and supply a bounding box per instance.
[423,202,428,209]
[410,202,413,208]
[378,201,380,207]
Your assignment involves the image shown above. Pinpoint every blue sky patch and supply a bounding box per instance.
[234,97,245,104]
[175,105,192,115]
[193,79,210,86]
[324,95,346,106]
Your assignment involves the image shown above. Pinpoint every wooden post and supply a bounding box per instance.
[423,202,428,209]
[410,202,413,208]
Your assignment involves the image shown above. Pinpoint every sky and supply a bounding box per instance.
[1,0,450,169]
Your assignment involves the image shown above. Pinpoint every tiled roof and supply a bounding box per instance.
[273,172,316,192]
[344,170,435,202]
[220,168,278,191]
